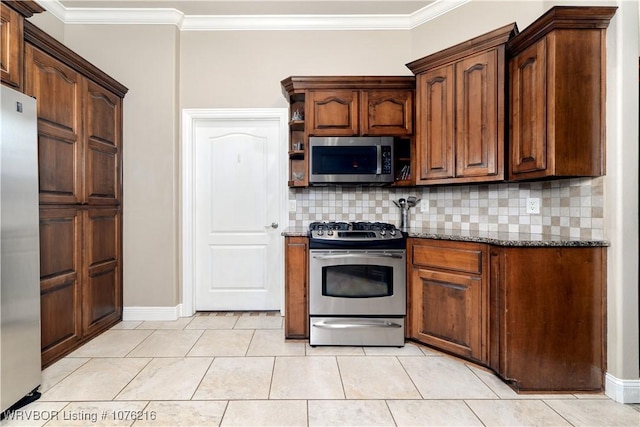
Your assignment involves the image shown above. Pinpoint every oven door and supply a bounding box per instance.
[309,249,406,316]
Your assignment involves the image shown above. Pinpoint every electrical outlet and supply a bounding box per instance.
[420,199,429,213]
[288,199,297,212]
[526,198,540,214]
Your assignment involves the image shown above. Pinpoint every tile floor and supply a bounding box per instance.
[2,312,639,427]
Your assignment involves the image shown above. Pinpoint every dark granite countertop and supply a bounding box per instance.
[282,227,608,247]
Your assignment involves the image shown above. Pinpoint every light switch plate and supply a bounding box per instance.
[288,199,297,212]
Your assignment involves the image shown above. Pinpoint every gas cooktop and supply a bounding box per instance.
[308,221,405,249]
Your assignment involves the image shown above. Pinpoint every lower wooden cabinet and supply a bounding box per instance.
[408,239,488,363]
[489,246,606,392]
[39,207,122,367]
[284,236,309,339]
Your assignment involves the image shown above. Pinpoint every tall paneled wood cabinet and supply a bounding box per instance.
[507,7,616,181]
[20,20,128,367]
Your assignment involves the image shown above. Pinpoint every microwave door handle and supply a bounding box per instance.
[376,145,382,174]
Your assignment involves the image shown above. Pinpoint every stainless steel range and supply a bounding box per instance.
[308,221,406,347]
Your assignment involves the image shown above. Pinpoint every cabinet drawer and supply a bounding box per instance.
[411,240,483,274]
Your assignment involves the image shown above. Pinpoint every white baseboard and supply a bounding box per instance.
[605,373,640,403]
[122,304,184,321]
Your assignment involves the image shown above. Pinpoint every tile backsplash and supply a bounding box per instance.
[288,177,604,240]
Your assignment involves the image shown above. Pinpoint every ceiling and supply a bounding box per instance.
[56,1,435,16]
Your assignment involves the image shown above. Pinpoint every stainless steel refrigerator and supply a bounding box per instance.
[1,85,42,414]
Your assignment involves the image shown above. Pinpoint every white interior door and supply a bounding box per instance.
[192,114,284,311]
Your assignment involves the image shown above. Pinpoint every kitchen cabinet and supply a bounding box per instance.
[281,76,415,187]
[407,23,517,185]
[24,21,127,367]
[408,238,489,363]
[0,1,43,90]
[507,6,616,180]
[489,246,606,392]
[284,236,309,339]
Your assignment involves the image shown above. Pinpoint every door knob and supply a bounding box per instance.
[271,222,279,229]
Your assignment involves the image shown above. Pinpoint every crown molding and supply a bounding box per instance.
[34,0,471,31]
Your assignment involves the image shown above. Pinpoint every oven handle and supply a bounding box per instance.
[313,319,403,329]
[312,253,403,260]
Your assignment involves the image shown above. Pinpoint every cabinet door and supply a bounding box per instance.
[361,90,413,136]
[455,49,502,179]
[82,208,122,337]
[509,38,548,177]
[0,3,23,90]
[284,236,309,339]
[39,207,83,367]
[415,65,455,183]
[25,45,83,205]
[411,268,484,361]
[307,90,359,136]
[84,80,122,206]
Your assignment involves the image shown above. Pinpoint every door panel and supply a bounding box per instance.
[39,208,82,366]
[416,66,454,182]
[25,45,82,205]
[194,118,282,310]
[84,80,121,205]
[455,50,499,177]
[307,90,359,136]
[83,208,121,336]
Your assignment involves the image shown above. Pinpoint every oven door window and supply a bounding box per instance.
[322,264,393,298]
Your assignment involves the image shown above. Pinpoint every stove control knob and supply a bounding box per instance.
[317,230,323,236]
[390,229,396,236]
[380,229,386,236]
[327,230,334,236]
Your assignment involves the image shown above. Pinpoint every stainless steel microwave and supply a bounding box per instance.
[308,136,394,185]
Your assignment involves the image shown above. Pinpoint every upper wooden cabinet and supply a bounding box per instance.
[307,90,360,136]
[407,23,518,185]
[281,76,415,187]
[0,1,43,90]
[507,6,616,180]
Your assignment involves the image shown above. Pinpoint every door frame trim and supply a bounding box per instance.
[181,108,289,316]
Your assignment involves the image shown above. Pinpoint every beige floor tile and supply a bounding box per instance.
[465,400,572,426]
[221,400,307,427]
[308,400,395,427]
[270,356,344,399]
[246,329,306,356]
[305,344,365,356]
[467,364,576,400]
[234,315,283,329]
[400,356,497,399]
[41,357,90,393]
[573,392,609,399]
[363,342,425,356]
[127,329,204,357]
[0,401,69,427]
[135,317,194,330]
[66,330,154,358]
[132,401,228,427]
[44,401,148,426]
[337,356,421,399]
[544,399,640,426]
[387,400,483,426]
[193,357,274,400]
[115,357,212,401]
[40,358,151,401]
[187,329,254,357]
[185,316,238,330]
[110,321,143,330]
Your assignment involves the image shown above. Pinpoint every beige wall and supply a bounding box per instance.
[27,0,639,390]
[180,30,413,109]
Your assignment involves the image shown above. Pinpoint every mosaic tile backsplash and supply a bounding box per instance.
[288,177,604,240]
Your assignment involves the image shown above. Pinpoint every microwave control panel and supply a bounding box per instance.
[382,146,392,175]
